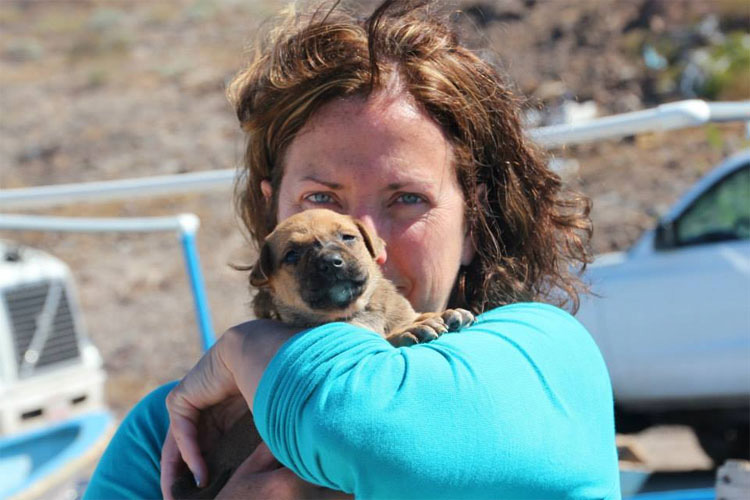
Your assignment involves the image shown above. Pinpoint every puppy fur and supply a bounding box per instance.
[172,209,473,498]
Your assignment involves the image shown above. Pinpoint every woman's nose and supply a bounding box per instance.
[355,214,378,236]
[352,213,388,265]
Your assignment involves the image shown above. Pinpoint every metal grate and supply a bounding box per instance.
[4,281,81,377]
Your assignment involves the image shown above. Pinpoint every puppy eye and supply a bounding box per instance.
[341,234,357,241]
[282,250,299,264]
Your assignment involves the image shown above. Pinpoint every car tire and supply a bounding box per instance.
[614,406,652,434]
[694,424,750,466]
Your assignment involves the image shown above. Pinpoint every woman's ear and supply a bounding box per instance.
[260,180,273,204]
[249,243,274,287]
[354,220,387,265]
[461,231,476,266]
[461,184,485,266]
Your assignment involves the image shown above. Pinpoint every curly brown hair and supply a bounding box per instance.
[228,0,592,314]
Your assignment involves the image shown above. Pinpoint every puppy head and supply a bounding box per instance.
[250,209,385,320]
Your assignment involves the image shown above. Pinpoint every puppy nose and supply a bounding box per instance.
[318,252,344,272]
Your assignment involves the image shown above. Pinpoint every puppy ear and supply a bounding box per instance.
[354,220,386,261]
[249,243,273,287]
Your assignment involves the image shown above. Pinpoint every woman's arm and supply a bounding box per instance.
[251,303,621,499]
[85,382,177,500]
[167,304,621,499]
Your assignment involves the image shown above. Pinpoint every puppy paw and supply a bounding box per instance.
[386,315,447,347]
[385,309,474,347]
[439,308,475,331]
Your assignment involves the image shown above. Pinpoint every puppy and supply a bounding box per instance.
[172,209,474,498]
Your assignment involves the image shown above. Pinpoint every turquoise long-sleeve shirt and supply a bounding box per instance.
[85,303,621,499]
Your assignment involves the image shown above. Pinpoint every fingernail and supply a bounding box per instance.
[193,472,203,488]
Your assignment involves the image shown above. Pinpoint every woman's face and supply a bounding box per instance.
[265,93,474,312]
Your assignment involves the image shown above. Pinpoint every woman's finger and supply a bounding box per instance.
[167,394,209,488]
[160,427,184,500]
[163,334,242,490]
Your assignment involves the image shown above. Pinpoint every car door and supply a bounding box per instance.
[602,163,750,404]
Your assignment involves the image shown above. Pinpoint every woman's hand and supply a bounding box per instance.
[161,329,244,496]
[160,320,302,497]
[160,394,248,499]
[215,442,352,500]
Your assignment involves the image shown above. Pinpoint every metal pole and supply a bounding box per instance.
[0,169,235,210]
[176,214,216,351]
[0,213,217,352]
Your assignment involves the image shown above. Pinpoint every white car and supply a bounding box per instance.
[576,150,750,464]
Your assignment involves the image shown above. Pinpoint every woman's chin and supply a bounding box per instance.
[396,286,413,304]
[391,281,443,313]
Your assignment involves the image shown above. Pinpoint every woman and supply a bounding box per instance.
[85,1,620,498]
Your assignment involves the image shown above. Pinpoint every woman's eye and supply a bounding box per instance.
[305,193,335,204]
[282,250,299,264]
[395,193,424,205]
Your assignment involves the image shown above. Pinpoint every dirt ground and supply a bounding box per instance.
[1,0,748,479]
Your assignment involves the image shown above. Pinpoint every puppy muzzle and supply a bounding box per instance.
[301,247,368,310]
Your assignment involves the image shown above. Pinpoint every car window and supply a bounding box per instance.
[676,164,750,247]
